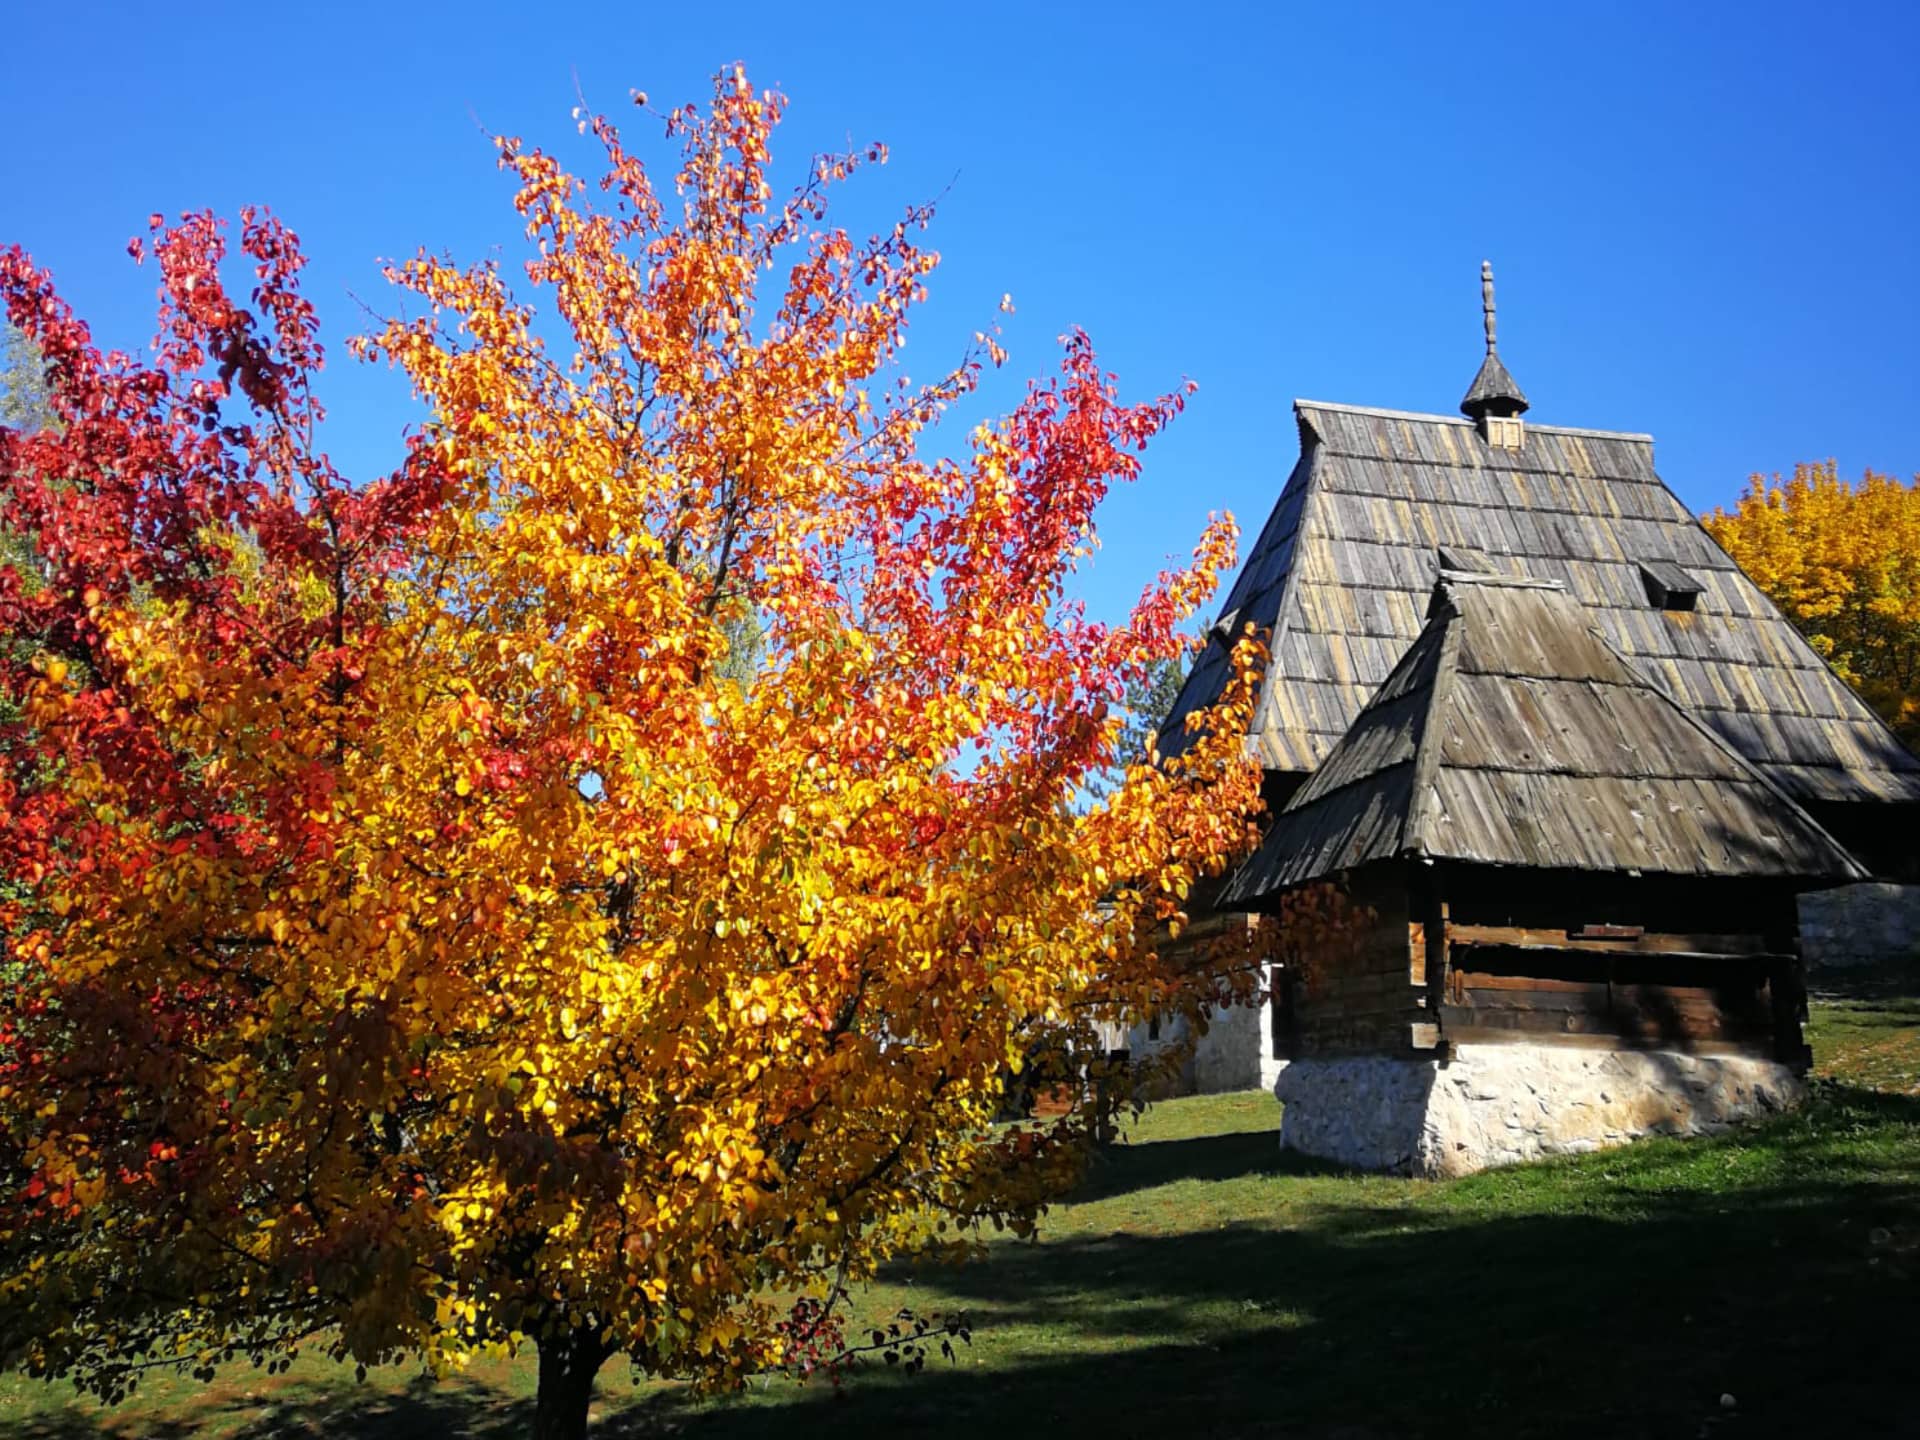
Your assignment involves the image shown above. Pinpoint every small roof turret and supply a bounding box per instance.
[1460,261,1529,420]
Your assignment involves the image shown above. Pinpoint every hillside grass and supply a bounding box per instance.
[4,987,1918,1438]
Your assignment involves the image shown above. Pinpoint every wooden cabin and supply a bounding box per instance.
[1215,569,1863,1172]
[1150,267,1919,1163]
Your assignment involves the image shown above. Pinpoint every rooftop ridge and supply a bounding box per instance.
[1293,397,1654,444]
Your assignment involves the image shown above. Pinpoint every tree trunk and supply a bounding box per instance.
[533,1328,609,1440]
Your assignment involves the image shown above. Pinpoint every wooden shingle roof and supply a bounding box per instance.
[1220,572,1869,903]
[1164,400,1920,807]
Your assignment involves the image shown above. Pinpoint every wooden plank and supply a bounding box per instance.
[1438,1005,1604,1036]
[1446,923,1772,957]
[1456,971,1767,1010]
[1445,980,1773,1045]
[1454,983,1611,1014]
[1437,1003,1741,1042]
[1458,971,1605,995]
[1438,1021,1762,1056]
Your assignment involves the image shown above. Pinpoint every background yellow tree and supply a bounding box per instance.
[1706,461,1920,746]
[0,72,1264,1439]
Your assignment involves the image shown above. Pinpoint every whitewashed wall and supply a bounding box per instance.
[1126,965,1284,1096]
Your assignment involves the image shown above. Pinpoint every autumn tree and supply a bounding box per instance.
[1706,462,1920,746]
[0,71,1264,1439]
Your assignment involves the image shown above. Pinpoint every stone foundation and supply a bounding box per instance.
[1273,1044,1804,1178]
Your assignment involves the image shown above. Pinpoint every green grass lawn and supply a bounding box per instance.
[5,991,1919,1439]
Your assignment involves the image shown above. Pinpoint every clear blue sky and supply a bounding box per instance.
[5,1,1917,627]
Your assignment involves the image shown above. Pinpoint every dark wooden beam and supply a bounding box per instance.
[1447,923,1773,958]
[1415,864,1449,1053]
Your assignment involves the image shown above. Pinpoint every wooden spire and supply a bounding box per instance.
[1460,261,1529,420]
[1481,259,1498,354]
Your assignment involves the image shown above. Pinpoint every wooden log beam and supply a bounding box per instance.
[1417,866,1449,1052]
[1446,923,1773,957]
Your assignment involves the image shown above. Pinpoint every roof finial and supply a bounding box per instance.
[1460,259,1528,423]
[1481,260,1497,355]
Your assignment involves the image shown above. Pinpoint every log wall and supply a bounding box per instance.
[1273,863,1810,1065]
[1277,869,1423,1056]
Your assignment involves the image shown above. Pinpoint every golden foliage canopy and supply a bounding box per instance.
[1705,461,1920,746]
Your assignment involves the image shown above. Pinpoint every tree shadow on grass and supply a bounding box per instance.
[12,1088,1920,1440]
[230,1373,533,1440]
[2,1415,193,1440]
[1067,1129,1354,1204]
[4,1372,533,1440]
[613,1195,1920,1439]
[609,1088,1920,1440]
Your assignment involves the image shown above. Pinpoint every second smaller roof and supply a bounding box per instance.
[1222,568,1867,905]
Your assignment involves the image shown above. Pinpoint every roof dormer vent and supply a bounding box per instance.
[1639,560,1704,612]
[1461,261,1529,447]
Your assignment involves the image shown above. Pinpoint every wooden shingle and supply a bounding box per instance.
[1162,399,1920,806]
[1220,574,1867,902]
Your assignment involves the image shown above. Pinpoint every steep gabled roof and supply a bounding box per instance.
[1220,572,1868,903]
[1164,400,1920,807]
